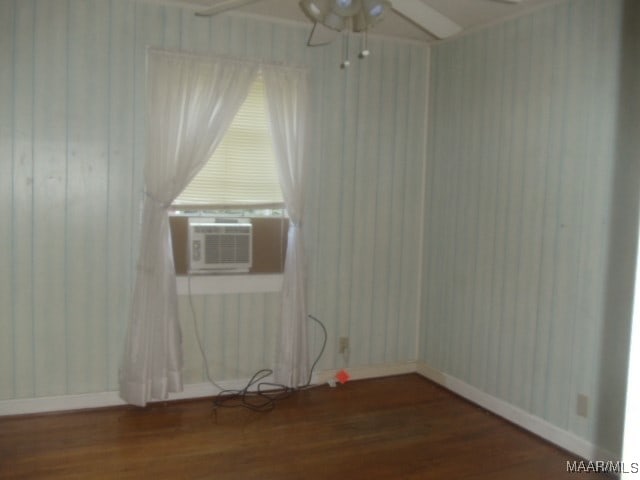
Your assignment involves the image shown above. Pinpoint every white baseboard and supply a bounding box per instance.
[0,363,416,417]
[0,377,271,416]
[416,362,618,464]
[0,391,127,416]
[314,361,418,385]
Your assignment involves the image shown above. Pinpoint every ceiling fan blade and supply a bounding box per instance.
[195,0,267,17]
[307,22,340,47]
[390,0,462,39]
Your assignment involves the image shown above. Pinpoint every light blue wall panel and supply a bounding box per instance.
[32,0,68,397]
[422,0,627,455]
[178,292,282,384]
[66,0,111,394]
[0,0,428,400]
[105,0,137,392]
[8,0,36,400]
[0,0,15,400]
[304,38,427,369]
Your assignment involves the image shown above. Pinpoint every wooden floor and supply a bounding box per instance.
[0,374,608,479]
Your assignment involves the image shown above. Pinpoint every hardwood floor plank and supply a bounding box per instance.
[0,375,608,479]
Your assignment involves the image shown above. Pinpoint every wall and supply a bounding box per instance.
[421,0,631,456]
[0,0,428,402]
[617,0,640,462]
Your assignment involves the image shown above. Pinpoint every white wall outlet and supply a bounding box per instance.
[577,394,588,418]
[339,336,349,354]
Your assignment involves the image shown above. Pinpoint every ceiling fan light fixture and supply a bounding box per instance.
[363,0,389,24]
[300,0,329,22]
[331,0,361,16]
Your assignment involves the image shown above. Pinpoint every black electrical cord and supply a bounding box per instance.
[188,275,328,413]
[211,314,328,412]
[305,314,327,388]
[212,368,292,412]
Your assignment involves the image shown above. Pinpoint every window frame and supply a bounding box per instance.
[169,72,287,292]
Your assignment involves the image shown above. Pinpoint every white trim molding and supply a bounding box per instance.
[0,363,416,417]
[176,273,282,295]
[0,391,128,416]
[0,380,241,417]
[314,362,418,385]
[416,362,619,465]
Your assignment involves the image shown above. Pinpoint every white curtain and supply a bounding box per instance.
[119,50,258,406]
[263,66,311,387]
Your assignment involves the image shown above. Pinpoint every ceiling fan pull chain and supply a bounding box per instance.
[340,28,351,69]
[359,29,370,59]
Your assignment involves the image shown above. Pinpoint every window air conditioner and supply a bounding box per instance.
[188,217,252,274]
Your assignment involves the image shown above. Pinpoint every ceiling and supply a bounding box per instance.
[143,0,565,42]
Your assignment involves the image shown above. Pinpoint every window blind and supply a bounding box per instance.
[174,74,283,207]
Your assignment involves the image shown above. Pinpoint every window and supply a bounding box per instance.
[174,73,282,209]
[170,73,287,275]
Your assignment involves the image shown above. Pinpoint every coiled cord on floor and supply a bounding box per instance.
[188,275,327,413]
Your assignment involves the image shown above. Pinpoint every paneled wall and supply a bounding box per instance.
[421,0,630,455]
[0,0,428,400]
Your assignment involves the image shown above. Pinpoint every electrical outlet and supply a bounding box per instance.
[577,394,588,418]
[339,336,349,354]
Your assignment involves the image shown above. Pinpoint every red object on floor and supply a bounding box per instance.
[335,369,351,384]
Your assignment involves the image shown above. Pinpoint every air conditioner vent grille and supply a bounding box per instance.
[188,218,252,273]
[194,225,249,234]
[205,234,250,264]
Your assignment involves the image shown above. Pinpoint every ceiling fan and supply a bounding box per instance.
[196,0,524,46]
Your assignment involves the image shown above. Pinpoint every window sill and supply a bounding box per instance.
[176,273,283,296]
